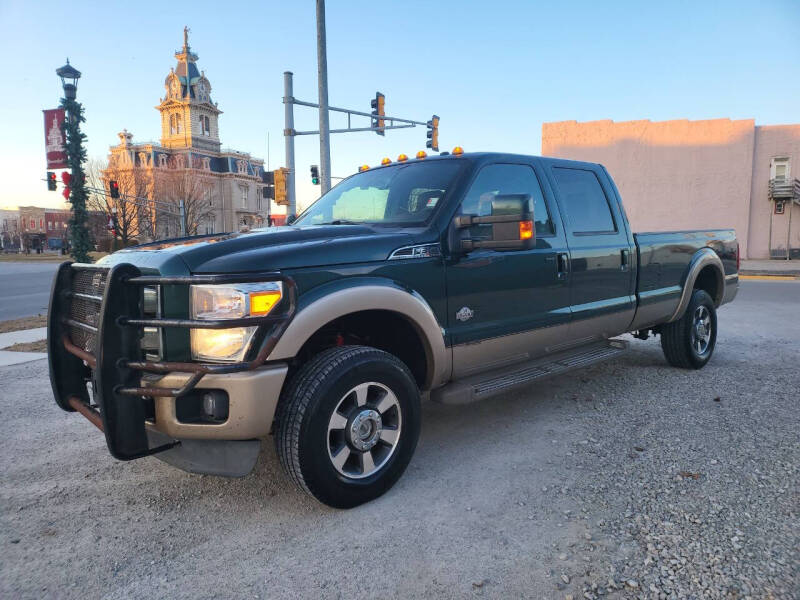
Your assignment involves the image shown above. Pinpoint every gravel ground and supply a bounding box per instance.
[1,280,797,599]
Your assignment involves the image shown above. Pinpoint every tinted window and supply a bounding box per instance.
[552,168,616,233]
[461,164,554,236]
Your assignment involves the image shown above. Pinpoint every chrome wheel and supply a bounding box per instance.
[690,305,712,355]
[326,382,402,479]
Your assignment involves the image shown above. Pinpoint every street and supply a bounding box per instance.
[1,279,798,599]
[0,262,60,320]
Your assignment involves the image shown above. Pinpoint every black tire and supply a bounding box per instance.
[660,289,718,369]
[275,345,421,508]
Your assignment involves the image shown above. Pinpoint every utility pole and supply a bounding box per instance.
[316,0,332,194]
[283,71,297,218]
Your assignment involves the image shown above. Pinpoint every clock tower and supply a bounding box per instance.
[157,27,222,152]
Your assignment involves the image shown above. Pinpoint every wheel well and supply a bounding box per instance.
[693,265,722,305]
[292,310,429,388]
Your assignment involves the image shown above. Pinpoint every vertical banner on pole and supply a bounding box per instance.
[43,108,68,169]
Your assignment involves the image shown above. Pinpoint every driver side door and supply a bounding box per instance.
[445,162,571,379]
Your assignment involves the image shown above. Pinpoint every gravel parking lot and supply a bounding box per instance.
[1,280,798,599]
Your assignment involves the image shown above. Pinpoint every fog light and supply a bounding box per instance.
[202,391,229,421]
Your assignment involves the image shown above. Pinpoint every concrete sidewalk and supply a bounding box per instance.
[740,259,800,277]
[0,327,47,366]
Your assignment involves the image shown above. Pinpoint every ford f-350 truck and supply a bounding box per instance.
[48,152,739,507]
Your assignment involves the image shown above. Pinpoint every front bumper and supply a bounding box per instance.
[47,261,296,462]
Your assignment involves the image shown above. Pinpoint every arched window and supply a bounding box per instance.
[169,114,176,134]
[176,114,182,134]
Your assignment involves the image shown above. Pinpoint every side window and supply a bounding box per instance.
[552,168,616,234]
[461,164,554,238]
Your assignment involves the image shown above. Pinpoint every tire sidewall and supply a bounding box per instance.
[685,289,717,368]
[298,350,421,507]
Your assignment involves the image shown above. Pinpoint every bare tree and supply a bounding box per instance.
[153,156,215,237]
[87,157,148,246]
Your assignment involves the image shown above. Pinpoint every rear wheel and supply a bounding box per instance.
[660,289,717,369]
[275,345,421,508]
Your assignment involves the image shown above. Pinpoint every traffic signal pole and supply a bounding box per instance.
[283,71,297,218]
[316,0,332,194]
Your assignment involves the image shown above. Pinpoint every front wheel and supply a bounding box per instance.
[660,289,718,369]
[275,345,421,508]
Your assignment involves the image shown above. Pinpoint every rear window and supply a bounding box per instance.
[552,168,616,234]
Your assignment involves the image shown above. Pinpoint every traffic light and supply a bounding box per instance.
[109,180,120,199]
[426,115,439,152]
[273,167,288,206]
[47,172,57,191]
[371,92,385,136]
[310,165,320,185]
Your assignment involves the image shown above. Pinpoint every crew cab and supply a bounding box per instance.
[48,151,739,507]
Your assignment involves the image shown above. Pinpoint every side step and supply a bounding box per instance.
[432,338,628,405]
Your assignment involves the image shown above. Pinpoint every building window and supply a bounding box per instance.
[771,157,790,182]
[48,221,53,231]
[256,191,262,211]
[202,157,211,171]
[175,155,185,169]
[159,154,168,168]
[30,218,35,229]
[236,159,247,174]
[240,185,248,208]
[200,115,211,136]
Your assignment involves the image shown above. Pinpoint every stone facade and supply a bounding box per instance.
[105,29,275,239]
[18,206,47,252]
[0,208,21,251]
[542,118,800,259]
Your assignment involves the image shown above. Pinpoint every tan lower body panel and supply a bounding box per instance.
[146,363,288,440]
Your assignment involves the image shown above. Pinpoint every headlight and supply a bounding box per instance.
[190,282,283,362]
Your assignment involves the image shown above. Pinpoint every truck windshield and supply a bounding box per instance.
[294,160,464,227]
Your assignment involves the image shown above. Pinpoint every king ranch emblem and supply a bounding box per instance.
[456,307,474,322]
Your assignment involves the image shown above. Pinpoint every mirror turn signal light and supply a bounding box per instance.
[519,221,533,240]
[416,151,427,159]
[397,154,408,162]
[381,157,392,166]
[358,164,370,172]
[452,146,464,155]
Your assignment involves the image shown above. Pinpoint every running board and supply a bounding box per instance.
[432,339,628,405]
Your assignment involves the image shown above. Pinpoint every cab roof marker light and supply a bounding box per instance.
[397,154,408,162]
[358,164,370,172]
[416,151,427,159]
[381,157,392,166]
[452,146,464,155]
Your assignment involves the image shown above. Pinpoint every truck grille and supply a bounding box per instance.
[68,267,108,354]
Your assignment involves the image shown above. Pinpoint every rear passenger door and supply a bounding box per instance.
[547,163,636,339]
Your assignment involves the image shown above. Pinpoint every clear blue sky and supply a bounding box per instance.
[1,0,798,211]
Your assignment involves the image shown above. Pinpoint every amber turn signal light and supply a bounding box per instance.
[519,220,533,240]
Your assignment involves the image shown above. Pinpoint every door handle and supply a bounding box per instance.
[621,249,630,271]
[557,253,570,280]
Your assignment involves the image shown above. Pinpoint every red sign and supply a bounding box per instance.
[43,108,67,169]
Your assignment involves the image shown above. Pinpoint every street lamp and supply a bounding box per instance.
[55,58,91,263]
[56,59,81,100]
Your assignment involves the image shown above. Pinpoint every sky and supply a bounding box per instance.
[1,0,798,212]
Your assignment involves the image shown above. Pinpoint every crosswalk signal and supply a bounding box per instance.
[274,167,288,206]
[310,165,320,185]
[426,115,439,152]
[371,92,385,136]
[47,172,57,191]
[109,180,120,199]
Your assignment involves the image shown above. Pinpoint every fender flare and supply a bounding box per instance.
[667,248,725,323]
[268,278,450,390]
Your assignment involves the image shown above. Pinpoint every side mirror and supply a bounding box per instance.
[455,193,535,251]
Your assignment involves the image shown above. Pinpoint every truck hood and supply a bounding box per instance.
[101,225,417,273]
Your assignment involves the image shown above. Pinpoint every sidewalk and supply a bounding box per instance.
[740,259,800,278]
[0,327,47,367]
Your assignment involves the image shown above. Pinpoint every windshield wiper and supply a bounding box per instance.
[319,219,363,225]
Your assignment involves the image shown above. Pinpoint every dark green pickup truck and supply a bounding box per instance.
[48,152,739,507]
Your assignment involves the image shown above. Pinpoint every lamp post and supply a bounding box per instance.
[56,59,92,262]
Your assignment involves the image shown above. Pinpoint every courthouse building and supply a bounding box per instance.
[542,118,800,259]
[106,29,276,238]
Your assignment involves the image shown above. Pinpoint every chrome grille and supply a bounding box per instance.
[68,267,108,354]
